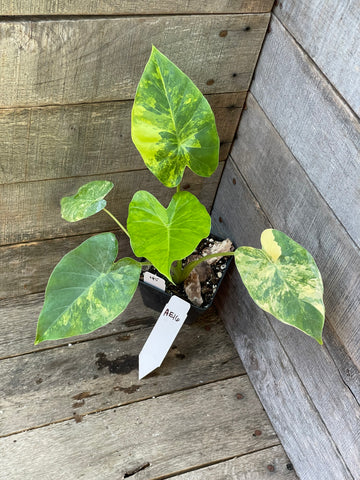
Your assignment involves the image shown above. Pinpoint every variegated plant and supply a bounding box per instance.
[35,47,325,346]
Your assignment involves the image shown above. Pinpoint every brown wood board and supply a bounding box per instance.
[0,15,269,108]
[232,93,360,369]
[274,0,360,115]
[0,93,245,185]
[0,0,275,16]
[0,163,223,246]
[250,16,360,248]
[211,158,359,480]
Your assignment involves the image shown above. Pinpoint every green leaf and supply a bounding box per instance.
[35,233,141,343]
[235,229,325,344]
[61,180,114,222]
[127,190,211,281]
[131,46,219,188]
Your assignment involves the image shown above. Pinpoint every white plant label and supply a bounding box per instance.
[138,295,190,379]
[143,271,166,291]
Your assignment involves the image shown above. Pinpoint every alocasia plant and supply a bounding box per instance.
[35,46,325,346]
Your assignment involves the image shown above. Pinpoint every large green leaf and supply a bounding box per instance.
[61,180,114,222]
[235,229,325,344]
[131,46,219,188]
[35,233,141,343]
[127,190,211,281]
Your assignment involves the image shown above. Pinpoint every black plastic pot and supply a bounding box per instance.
[139,236,233,323]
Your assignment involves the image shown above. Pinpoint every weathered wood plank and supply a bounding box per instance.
[0,15,269,108]
[172,445,297,479]
[0,0,275,15]
[0,232,132,298]
[211,158,358,479]
[0,377,279,480]
[274,0,360,115]
[232,93,360,368]
[0,314,244,436]
[0,93,244,184]
[251,16,360,247]
[0,162,223,246]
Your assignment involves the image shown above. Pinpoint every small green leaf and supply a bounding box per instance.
[61,180,114,222]
[235,229,325,344]
[131,46,219,187]
[127,190,211,281]
[35,233,141,343]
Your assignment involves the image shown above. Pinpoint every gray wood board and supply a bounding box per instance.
[0,163,223,246]
[0,313,245,436]
[0,92,244,185]
[0,0,274,15]
[0,377,279,480]
[0,15,269,108]
[0,232,132,298]
[211,158,358,479]
[274,0,360,115]
[172,445,297,479]
[250,16,360,247]
[232,93,360,369]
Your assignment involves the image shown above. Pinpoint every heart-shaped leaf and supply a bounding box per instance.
[235,229,325,344]
[131,46,219,188]
[35,233,141,343]
[127,190,211,281]
[61,180,114,222]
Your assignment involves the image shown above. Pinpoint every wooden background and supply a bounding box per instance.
[212,1,360,479]
[0,2,272,298]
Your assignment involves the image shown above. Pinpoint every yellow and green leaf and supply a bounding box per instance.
[235,229,325,344]
[131,46,219,187]
[35,233,141,343]
[127,190,211,281]
[61,180,114,222]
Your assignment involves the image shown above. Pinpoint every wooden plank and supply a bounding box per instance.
[274,0,360,115]
[0,232,133,299]
[0,0,275,15]
[251,16,360,247]
[0,162,223,246]
[232,93,360,368]
[0,314,245,436]
[0,15,269,108]
[172,445,297,479]
[0,93,244,184]
[211,158,357,479]
[0,377,279,479]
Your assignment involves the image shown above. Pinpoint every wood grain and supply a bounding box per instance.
[232,93,360,369]
[0,15,269,108]
[0,377,278,479]
[211,158,359,480]
[172,445,297,479]
[0,0,275,15]
[0,314,244,436]
[251,16,360,247]
[0,93,245,185]
[0,162,223,246]
[274,0,360,115]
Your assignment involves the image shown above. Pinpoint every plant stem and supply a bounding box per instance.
[171,260,183,284]
[176,251,235,284]
[176,184,181,193]
[103,208,130,238]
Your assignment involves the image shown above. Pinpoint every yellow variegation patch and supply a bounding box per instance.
[235,229,325,344]
[131,46,219,187]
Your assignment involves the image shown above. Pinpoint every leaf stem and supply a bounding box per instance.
[175,251,235,284]
[103,208,130,238]
[176,184,181,193]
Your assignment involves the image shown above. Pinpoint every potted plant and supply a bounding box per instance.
[35,47,325,346]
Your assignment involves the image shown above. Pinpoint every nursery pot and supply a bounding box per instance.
[139,235,233,323]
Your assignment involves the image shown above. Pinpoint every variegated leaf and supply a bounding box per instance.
[35,233,141,343]
[131,46,219,187]
[127,190,211,281]
[61,180,114,222]
[235,229,325,344]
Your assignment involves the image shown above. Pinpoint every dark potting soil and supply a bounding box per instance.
[140,236,233,309]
